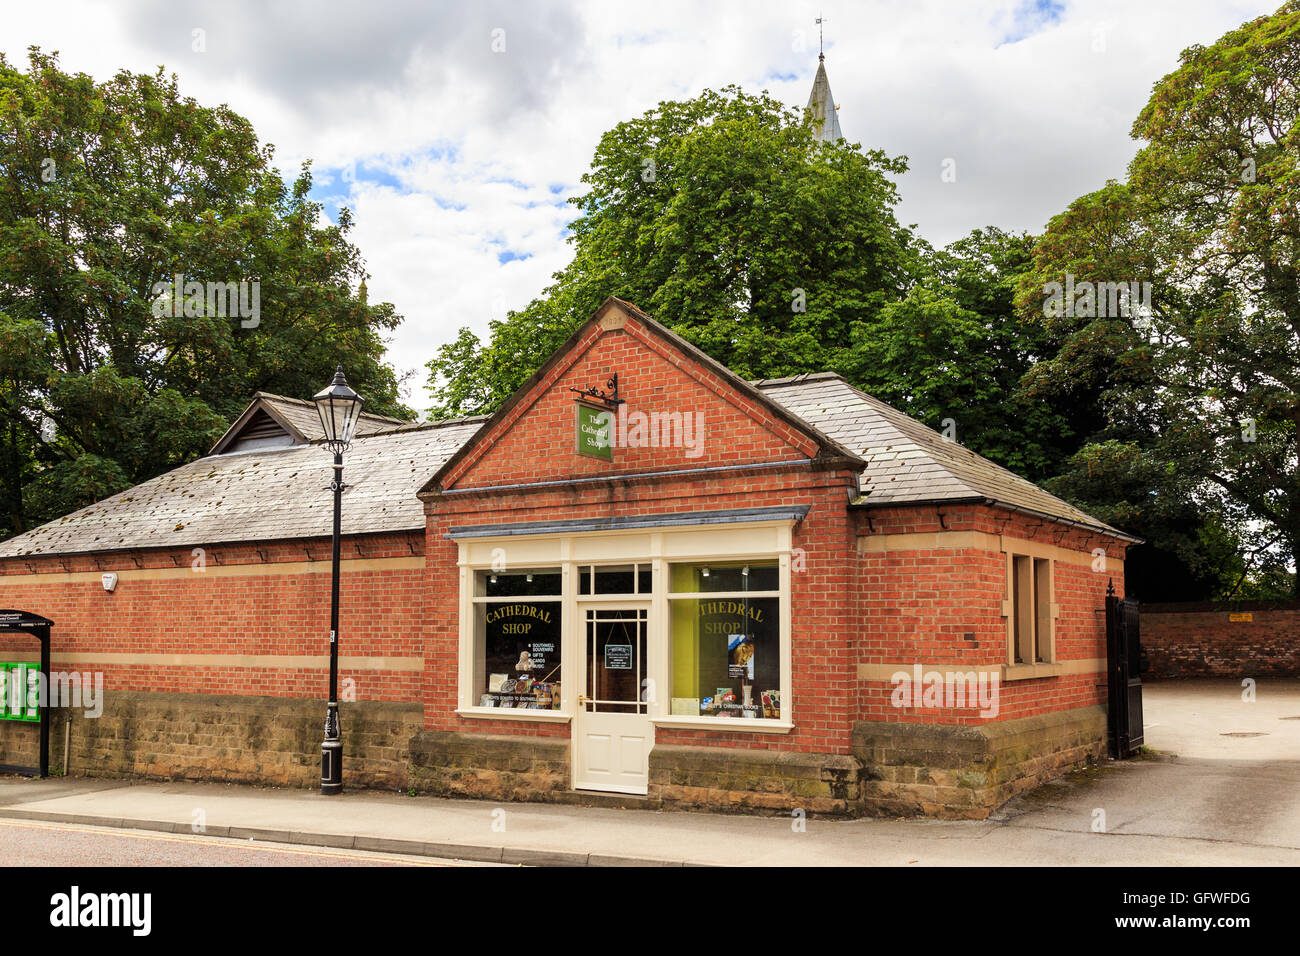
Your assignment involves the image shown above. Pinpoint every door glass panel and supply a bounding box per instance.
[585,608,647,715]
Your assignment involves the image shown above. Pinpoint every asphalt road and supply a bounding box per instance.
[0,818,478,867]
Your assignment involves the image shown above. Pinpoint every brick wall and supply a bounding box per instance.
[0,531,426,703]
[855,504,1124,726]
[440,317,819,490]
[1141,601,1300,678]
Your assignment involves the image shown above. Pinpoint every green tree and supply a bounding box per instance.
[849,228,1082,481]
[427,85,921,417]
[0,49,410,539]
[1017,3,1300,597]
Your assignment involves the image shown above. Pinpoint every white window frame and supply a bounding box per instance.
[662,565,784,728]
[452,520,795,733]
[465,568,567,720]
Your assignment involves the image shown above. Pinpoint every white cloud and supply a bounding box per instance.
[0,0,1272,408]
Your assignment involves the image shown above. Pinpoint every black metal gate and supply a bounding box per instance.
[1105,585,1143,758]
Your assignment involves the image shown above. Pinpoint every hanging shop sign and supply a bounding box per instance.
[575,403,613,461]
[571,373,623,461]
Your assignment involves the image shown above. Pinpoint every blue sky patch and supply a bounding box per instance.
[996,0,1066,46]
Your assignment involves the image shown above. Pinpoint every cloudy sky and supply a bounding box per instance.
[0,0,1274,407]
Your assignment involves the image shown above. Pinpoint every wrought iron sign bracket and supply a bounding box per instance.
[569,373,625,408]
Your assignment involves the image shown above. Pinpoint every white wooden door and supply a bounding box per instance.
[574,605,652,794]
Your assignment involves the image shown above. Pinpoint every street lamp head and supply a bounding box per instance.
[313,365,364,454]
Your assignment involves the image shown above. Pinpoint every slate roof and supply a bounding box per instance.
[755,372,1135,539]
[0,411,485,558]
[0,364,1132,559]
[209,392,412,453]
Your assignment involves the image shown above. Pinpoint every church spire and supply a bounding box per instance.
[805,18,843,143]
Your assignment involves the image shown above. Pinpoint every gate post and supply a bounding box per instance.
[1105,582,1122,758]
[38,623,50,778]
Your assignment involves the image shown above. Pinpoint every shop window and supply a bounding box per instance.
[577,563,652,595]
[472,568,563,711]
[1010,555,1053,664]
[668,562,781,720]
[477,569,561,598]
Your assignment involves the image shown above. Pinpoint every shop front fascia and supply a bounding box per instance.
[447,508,801,795]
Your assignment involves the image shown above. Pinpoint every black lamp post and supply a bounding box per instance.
[313,365,364,795]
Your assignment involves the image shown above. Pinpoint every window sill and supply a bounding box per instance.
[456,707,572,723]
[652,716,794,734]
[1002,662,1065,681]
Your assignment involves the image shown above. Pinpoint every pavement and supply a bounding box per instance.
[1,678,1297,867]
[0,818,469,866]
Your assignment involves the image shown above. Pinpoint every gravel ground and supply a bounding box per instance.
[0,819,479,866]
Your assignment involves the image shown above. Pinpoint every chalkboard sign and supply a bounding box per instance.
[604,644,632,670]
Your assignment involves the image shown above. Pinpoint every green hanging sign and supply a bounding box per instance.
[575,403,612,461]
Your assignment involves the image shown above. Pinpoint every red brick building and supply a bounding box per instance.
[0,297,1137,816]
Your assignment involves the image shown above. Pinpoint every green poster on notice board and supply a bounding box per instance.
[0,663,38,721]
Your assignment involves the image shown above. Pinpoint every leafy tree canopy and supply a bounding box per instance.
[426,85,921,417]
[0,49,410,539]
[1016,2,1300,597]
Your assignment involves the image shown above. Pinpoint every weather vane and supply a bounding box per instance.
[816,14,826,59]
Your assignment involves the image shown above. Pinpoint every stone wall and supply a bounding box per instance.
[0,690,421,789]
[6,696,1107,818]
[403,713,1104,820]
[0,718,39,771]
[1142,601,1300,679]
[408,730,570,801]
[650,744,859,816]
[852,704,1107,818]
